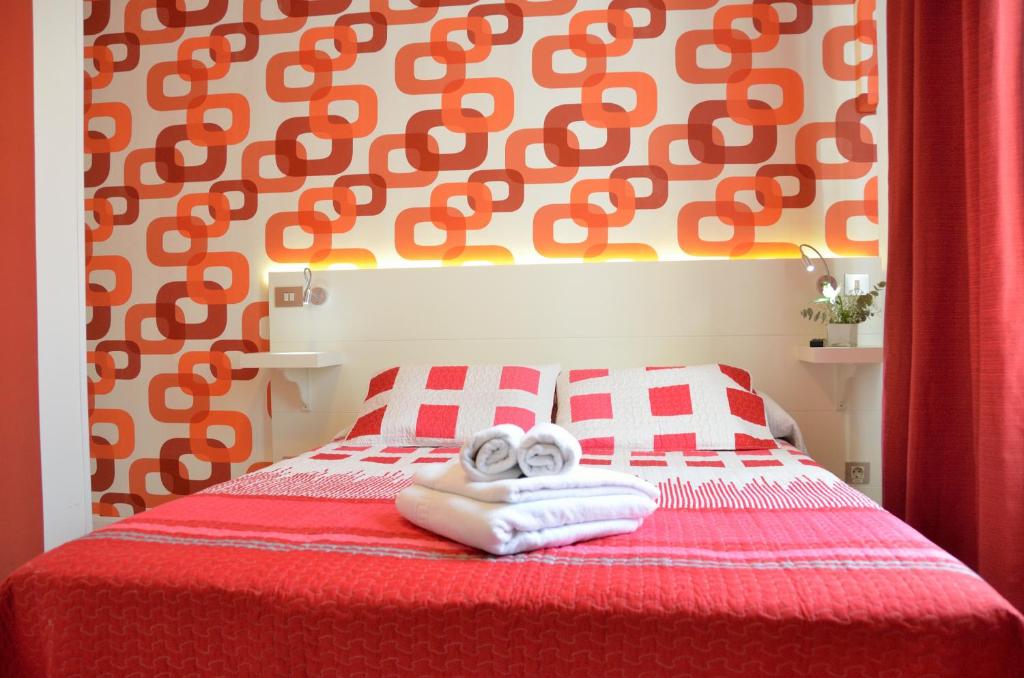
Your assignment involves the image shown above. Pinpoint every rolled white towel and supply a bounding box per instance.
[516,423,582,477]
[459,424,525,482]
[395,484,656,556]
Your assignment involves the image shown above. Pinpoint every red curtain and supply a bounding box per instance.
[884,0,1024,611]
[0,0,41,579]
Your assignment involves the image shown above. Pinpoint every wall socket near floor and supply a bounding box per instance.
[845,462,871,485]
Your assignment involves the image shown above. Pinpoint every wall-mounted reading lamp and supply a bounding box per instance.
[302,267,328,306]
[799,244,838,297]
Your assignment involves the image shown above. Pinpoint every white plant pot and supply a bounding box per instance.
[827,323,859,347]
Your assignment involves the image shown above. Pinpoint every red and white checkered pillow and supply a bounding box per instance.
[555,364,776,453]
[344,364,560,446]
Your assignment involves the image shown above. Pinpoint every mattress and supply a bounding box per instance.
[2,442,1022,677]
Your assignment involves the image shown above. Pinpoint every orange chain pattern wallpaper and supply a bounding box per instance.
[84,0,879,517]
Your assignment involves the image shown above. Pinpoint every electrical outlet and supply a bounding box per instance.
[845,462,870,485]
[274,286,304,307]
[845,273,869,296]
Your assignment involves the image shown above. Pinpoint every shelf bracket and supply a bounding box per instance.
[280,368,312,412]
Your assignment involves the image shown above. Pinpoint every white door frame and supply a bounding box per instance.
[33,0,92,547]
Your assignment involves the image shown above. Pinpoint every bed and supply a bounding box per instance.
[3,437,1022,676]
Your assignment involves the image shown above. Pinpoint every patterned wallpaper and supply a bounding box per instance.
[84,0,879,517]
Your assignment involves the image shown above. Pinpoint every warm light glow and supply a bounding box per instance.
[261,263,310,288]
[262,246,845,286]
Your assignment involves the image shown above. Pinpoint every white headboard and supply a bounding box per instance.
[266,258,884,499]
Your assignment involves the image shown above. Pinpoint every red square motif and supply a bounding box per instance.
[348,406,386,439]
[719,364,752,390]
[366,367,399,399]
[727,388,767,425]
[362,456,401,465]
[735,433,776,449]
[569,369,609,383]
[653,433,697,450]
[494,406,536,430]
[426,366,468,390]
[742,459,783,468]
[580,436,615,453]
[648,384,692,416]
[570,393,613,422]
[499,366,541,394]
[415,404,460,438]
[630,459,668,467]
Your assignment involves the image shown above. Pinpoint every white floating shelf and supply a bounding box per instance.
[238,352,343,410]
[239,351,344,369]
[797,345,882,412]
[796,346,883,364]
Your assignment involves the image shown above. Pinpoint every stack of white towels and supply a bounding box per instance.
[395,423,659,556]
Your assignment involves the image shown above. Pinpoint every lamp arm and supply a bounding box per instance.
[798,244,837,296]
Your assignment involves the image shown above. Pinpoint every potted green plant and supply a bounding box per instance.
[801,281,885,347]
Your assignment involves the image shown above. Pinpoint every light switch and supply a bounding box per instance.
[845,273,869,296]
[274,286,304,307]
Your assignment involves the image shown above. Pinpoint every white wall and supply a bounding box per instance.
[264,258,885,502]
[33,0,92,548]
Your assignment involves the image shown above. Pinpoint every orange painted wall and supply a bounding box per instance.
[0,0,42,578]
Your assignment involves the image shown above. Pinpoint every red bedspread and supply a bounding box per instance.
[3,443,1022,677]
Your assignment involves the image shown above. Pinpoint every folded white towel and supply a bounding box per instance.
[414,462,659,504]
[396,484,656,556]
[516,422,581,477]
[459,424,525,482]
